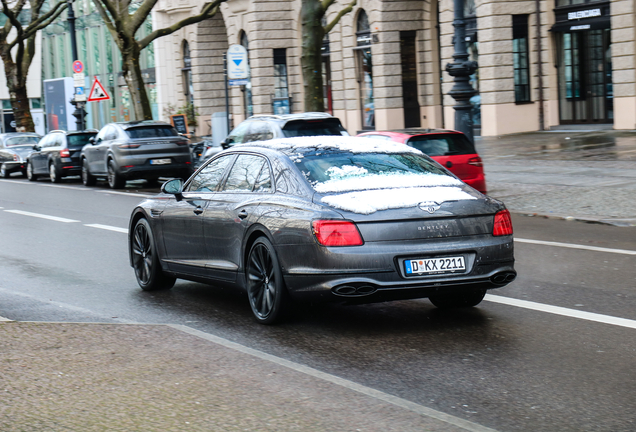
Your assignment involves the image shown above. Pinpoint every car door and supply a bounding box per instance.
[202,153,271,281]
[160,154,235,276]
[31,135,51,173]
[89,125,116,174]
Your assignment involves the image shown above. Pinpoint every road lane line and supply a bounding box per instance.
[515,237,636,256]
[85,223,128,234]
[171,324,499,432]
[485,295,636,330]
[96,190,155,198]
[0,316,11,322]
[4,209,80,223]
[37,184,90,191]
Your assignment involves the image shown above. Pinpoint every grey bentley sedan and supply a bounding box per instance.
[128,136,516,324]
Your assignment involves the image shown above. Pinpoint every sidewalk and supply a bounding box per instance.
[476,130,636,227]
[0,321,484,432]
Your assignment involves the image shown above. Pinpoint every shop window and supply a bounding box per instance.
[273,49,290,114]
[400,31,420,127]
[512,15,531,103]
[355,10,374,129]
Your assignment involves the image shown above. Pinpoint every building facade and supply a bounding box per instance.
[31,0,632,136]
[40,1,157,132]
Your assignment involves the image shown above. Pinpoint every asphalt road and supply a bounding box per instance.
[1,177,635,431]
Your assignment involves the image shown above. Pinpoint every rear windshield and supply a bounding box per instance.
[406,134,476,156]
[5,136,39,147]
[293,151,459,194]
[282,119,349,138]
[67,133,97,149]
[125,126,179,139]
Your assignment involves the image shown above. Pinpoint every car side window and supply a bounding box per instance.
[186,154,234,192]
[254,162,272,193]
[105,126,118,141]
[227,122,251,144]
[245,122,274,142]
[95,126,109,142]
[53,134,65,147]
[223,154,266,192]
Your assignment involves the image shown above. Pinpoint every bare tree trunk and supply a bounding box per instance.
[121,46,153,121]
[1,54,35,132]
[301,0,325,112]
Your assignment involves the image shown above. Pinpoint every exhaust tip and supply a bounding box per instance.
[332,284,378,297]
[491,272,516,285]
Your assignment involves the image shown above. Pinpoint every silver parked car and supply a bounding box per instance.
[0,133,41,178]
[81,121,193,189]
[128,136,516,324]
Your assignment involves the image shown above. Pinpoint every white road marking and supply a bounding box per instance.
[96,190,155,198]
[171,324,499,432]
[85,223,128,234]
[3,209,80,223]
[37,184,90,191]
[0,316,12,322]
[515,237,636,256]
[485,295,636,330]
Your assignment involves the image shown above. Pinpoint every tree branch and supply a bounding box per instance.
[92,0,119,37]
[137,0,226,49]
[324,0,357,34]
[19,1,67,41]
[130,0,160,32]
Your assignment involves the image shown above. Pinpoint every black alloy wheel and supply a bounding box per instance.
[246,237,289,324]
[428,289,487,309]
[49,163,61,183]
[131,218,176,291]
[0,163,9,178]
[26,160,37,181]
[107,159,125,189]
[82,159,96,186]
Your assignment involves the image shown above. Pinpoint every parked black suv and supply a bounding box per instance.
[80,121,192,189]
[0,133,41,178]
[221,112,348,148]
[26,130,97,183]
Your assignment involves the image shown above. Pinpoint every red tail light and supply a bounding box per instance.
[60,148,70,157]
[468,156,483,167]
[312,220,364,246]
[13,154,19,161]
[493,209,513,236]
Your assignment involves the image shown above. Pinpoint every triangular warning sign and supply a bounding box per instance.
[87,78,110,102]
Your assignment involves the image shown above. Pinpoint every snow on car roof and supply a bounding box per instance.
[321,186,477,215]
[241,136,423,155]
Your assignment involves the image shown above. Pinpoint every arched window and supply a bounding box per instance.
[240,31,253,118]
[355,10,374,129]
[182,41,194,104]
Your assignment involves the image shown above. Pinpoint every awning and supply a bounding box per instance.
[550,15,610,32]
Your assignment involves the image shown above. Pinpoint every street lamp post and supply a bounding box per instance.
[445,0,478,143]
[67,0,87,131]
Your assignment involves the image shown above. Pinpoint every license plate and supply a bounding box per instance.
[150,158,171,165]
[404,256,466,275]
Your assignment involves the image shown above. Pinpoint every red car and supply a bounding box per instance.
[357,129,487,194]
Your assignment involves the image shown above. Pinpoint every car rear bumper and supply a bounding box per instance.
[2,161,25,173]
[277,235,515,302]
[117,162,193,179]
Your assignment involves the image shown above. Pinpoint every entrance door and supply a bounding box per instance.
[558,29,613,124]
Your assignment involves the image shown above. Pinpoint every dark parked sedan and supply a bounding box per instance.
[0,133,41,178]
[81,121,192,189]
[128,136,516,324]
[26,130,97,183]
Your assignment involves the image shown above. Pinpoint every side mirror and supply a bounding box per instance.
[89,137,95,144]
[32,144,39,150]
[221,137,233,149]
[161,178,184,201]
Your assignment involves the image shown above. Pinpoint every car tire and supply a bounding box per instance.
[246,236,289,325]
[0,163,9,178]
[49,163,61,183]
[428,289,487,309]
[107,160,125,189]
[82,159,96,186]
[26,161,37,181]
[131,218,176,291]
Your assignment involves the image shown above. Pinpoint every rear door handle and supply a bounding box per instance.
[238,209,248,220]
[193,206,204,215]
